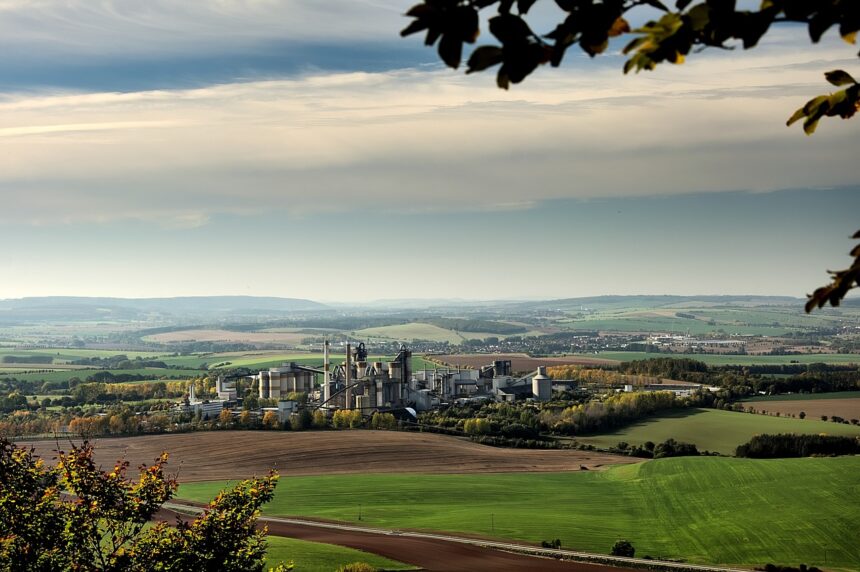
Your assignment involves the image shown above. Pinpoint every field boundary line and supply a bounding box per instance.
[163,501,750,572]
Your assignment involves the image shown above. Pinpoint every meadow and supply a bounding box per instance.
[179,456,860,570]
[574,408,860,454]
[265,536,413,571]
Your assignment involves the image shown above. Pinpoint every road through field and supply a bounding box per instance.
[161,502,745,572]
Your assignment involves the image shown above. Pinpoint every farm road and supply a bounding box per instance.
[159,503,632,572]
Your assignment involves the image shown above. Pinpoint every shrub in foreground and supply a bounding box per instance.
[0,438,284,571]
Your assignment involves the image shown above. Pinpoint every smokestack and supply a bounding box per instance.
[323,340,331,404]
[345,343,352,410]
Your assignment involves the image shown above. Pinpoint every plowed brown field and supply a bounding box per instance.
[744,398,860,421]
[25,430,635,481]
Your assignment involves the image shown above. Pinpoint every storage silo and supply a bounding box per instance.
[532,366,552,401]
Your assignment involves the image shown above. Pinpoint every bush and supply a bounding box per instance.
[610,539,635,557]
[336,563,377,572]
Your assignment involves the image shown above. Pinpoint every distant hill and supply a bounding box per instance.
[510,295,804,312]
[0,296,327,324]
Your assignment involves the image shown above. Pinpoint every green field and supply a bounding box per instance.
[208,352,439,372]
[0,349,163,362]
[5,368,202,383]
[265,536,413,571]
[575,408,860,454]
[179,456,860,570]
[571,351,860,366]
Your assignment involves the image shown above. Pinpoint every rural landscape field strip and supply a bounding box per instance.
[24,431,635,481]
[569,352,860,366]
[177,456,860,570]
[574,408,860,454]
[263,535,415,572]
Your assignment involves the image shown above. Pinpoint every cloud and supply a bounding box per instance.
[0,31,857,226]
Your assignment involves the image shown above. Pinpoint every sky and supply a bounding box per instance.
[1,1,858,302]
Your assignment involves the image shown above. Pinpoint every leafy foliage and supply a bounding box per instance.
[610,538,635,557]
[0,438,285,571]
[806,230,860,312]
[402,0,860,131]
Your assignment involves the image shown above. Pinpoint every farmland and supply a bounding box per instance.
[178,456,860,570]
[264,536,413,571]
[23,431,634,481]
[739,392,860,421]
[569,351,860,366]
[143,329,309,345]
[432,353,618,371]
[574,408,860,454]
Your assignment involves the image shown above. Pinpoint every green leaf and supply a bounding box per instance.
[824,70,857,86]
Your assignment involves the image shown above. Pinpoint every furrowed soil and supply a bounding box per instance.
[24,430,635,481]
[743,398,860,421]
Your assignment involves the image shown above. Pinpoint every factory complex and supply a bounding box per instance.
[176,341,556,422]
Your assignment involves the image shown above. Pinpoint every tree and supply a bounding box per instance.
[401,1,859,133]
[0,438,287,571]
[805,230,860,312]
[610,539,636,557]
[262,410,281,429]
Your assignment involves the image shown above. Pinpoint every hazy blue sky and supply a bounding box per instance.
[1,1,858,302]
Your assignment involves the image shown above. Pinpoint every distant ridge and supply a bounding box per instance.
[0,296,327,324]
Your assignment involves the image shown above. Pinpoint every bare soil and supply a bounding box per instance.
[24,430,636,481]
[432,353,619,372]
[156,508,635,572]
[744,398,860,421]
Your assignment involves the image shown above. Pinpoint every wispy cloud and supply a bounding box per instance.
[0,23,857,226]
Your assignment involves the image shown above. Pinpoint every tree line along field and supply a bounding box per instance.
[573,408,860,454]
[0,348,440,383]
[569,352,860,366]
[178,456,860,570]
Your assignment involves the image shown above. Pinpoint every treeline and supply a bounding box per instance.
[618,358,710,381]
[70,355,170,369]
[546,365,664,387]
[736,434,860,458]
[1,355,53,364]
[427,318,527,335]
[538,391,692,436]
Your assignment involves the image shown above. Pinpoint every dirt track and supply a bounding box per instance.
[156,508,634,572]
[25,430,636,481]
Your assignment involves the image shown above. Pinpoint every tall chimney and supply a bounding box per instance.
[345,343,352,410]
[323,340,331,404]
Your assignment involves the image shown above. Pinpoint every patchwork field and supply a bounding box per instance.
[143,329,310,345]
[569,351,860,366]
[433,353,618,371]
[575,408,860,454]
[178,456,860,570]
[24,431,635,481]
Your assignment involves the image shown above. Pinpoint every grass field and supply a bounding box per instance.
[179,456,860,570]
[570,352,860,366]
[265,536,413,571]
[575,408,860,454]
[5,367,202,383]
[356,323,469,344]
